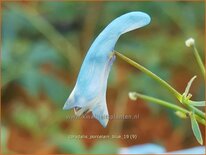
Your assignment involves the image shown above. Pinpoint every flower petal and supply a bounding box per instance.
[63,11,151,127]
[92,99,109,128]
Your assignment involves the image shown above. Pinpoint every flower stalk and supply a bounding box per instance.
[192,45,205,79]
[129,92,205,125]
[114,51,205,122]
[114,51,182,99]
[185,38,205,79]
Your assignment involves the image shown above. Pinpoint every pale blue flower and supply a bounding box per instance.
[63,11,151,127]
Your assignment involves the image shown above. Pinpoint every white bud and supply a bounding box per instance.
[185,38,195,47]
[128,92,138,101]
[175,111,188,119]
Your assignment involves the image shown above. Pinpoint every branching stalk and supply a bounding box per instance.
[131,92,205,125]
[115,51,205,121]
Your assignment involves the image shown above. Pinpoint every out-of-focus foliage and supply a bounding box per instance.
[1,1,205,154]
[1,126,9,154]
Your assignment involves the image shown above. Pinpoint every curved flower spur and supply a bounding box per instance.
[63,12,151,127]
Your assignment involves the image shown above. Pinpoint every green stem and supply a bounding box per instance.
[114,51,182,101]
[135,93,188,113]
[187,104,205,119]
[194,115,206,126]
[192,45,205,79]
[133,92,205,125]
[115,51,205,120]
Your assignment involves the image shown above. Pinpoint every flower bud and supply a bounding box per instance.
[129,92,138,101]
[185,38,195,47]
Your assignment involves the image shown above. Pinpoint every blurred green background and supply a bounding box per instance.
[1,1,205,154]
